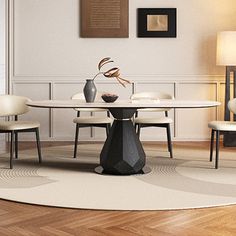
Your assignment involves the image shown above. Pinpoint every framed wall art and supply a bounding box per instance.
[81,0,129,38]
[138,8,177,38]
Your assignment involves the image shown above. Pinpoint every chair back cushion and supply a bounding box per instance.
[71,92,103,101]
[131,92,173,100]
[228,98,236,114]
[71,92,106,112]
[131,92,174,112]
[71,93,85,100]
[0,95,30,117]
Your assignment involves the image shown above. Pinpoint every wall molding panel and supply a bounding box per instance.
[11,78,224,141]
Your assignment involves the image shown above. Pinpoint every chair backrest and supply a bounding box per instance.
[71,92,106,112]
[228,98,236,114]
[131,92,174,112]
[71,93,85,100]
[131,92,173,100]
[0,95,30,117]
[71,92,104,101]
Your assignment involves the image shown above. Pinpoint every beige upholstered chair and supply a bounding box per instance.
[0,95,42,169]
[131,92,174,158]
[209,98,236,169]
[71,93,113,158]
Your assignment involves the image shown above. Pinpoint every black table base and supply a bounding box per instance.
[95,165,152,175]
[97,108,150,175]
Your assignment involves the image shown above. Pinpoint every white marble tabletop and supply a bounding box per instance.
[27,99,221,109]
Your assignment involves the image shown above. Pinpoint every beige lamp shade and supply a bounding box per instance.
[216,31,236,66]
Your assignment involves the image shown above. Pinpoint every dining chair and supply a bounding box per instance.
[0,95,42,169]
[71,93,113,158]
[209,98,236,169]
[131,92,174,158]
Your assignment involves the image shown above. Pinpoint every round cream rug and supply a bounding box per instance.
[0,144,236,210]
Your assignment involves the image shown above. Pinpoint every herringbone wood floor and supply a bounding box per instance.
[0,141,236,236]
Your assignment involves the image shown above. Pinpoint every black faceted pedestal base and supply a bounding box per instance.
[95,166,152,175]
[96,108,151,175]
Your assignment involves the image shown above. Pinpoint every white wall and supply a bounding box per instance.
[11,0,236,77]
[8,0,236,141]
[0,0,5,94]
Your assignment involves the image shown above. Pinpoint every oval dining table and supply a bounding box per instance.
[27,99,221,175]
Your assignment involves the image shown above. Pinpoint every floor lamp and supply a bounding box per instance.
[217,31,236,146]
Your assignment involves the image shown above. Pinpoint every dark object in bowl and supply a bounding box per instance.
[102,94,118,103]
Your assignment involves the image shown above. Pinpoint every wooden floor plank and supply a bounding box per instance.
[93,226,142,236]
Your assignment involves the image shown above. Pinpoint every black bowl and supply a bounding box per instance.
[101,94,118,103]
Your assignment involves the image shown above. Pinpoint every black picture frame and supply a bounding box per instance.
[138,8,177,38]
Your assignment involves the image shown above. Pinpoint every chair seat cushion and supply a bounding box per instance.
[0,121,40,131]
[73,117,112,124]
[208,121,236,131]
[134,117,173,124]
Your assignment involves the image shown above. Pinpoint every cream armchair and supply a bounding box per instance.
[71,93,113,158]
[209,98,236,169]
[131,92,174,158]
[0,95,42,169]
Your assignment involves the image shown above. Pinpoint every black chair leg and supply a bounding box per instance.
[73,124,79,158]
[106,124,110,137]
[10,131,14,169]
[35,128,42,163]
[137,124,141,138]
[215,130,220,169]
[15,132,18,159]
[209,129,214,162]
[166,124,173,158]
